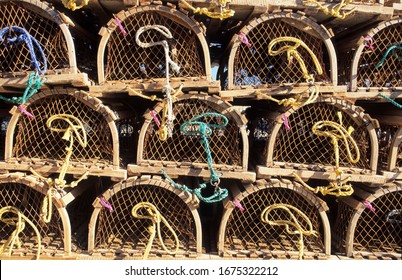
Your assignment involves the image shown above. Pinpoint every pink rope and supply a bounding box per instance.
[233,198,245,211]
[18,105,34,120]
[150,110,161,127]
[363,35,374,51]
[282,113,290,130]
[362,200,376,212]
[238,32,252,47]
[99,196,114,213]
[114,17,127,36]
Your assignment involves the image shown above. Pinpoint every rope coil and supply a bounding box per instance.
[61,0,89,11]
[132,202,179,259]
[261,204,318,260]
[303,0,354,19]
[180,0,235,20]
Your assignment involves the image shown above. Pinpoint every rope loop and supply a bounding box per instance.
[376,42,402,70]
[132,202,179,259]
[180,0,235,20]
[61,0,89,11]
[303,0,354,19]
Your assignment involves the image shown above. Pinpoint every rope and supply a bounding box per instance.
[379,93,402,108]
[385,209,402,224]
[61,0,89,11]
[0,206,42,260]
[135,25,182,141]
[180,0,235,20]
[30,114,89,223]
[376,43,402,69]
[132,202,179,259]
[268,36,323,83]
[303,0,354,19]
[162,112,229,203]
[261,204,318,260]
[0,26,47,74]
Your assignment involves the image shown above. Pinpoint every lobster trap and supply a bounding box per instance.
[129,93,255,182]
[0,0,77,76]
[223,11,336,91]
[3,88,126,179]
[0,173,71,259]
[256,97,382,184]
[97,4,214,90]
[218,179,330,259]
[334,183,402,259]
[87,176,201,259]
[339,17,402,91]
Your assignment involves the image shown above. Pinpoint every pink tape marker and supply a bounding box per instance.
[18,105,34,120]
[239,33,252,47]
[150,110,161,127]
[363,35,374,51]
[99,196,114,213]
[362,200,376,212]
[283,113,290,130]
[114,17,127,36]
[233,198,245,212]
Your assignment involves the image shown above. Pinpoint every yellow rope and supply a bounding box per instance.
[132,202,179,259]
[0,206,41,260]
[261,204,318,260]
[268,36,323,83]
[61,0,89,11]
[180,0,235,20]
[303,0,354,19]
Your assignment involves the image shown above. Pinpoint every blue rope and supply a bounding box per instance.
[375,42,402,70]
[0,26,47,74]
[162,112,229,203]
[379,93,402,108]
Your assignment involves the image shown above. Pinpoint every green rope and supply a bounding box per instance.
[0,72,45,104]
[376,42,402,70]
[379,93,402,108]
[162,112,229,203]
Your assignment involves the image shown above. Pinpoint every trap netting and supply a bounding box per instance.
[0,174,65,257]
[0,109,10,161]
[220,180,328,259]
[102,6,205,82]
[141,96,243,170]
[0,0,70,75]
[266,99,373,171]
[11,92,115,166]
[354,18,402,88]
[90,178,199,258]
[377,124,399,171]
[228,12,331,89]
[334,184,402,259]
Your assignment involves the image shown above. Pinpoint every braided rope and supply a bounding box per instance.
[303,0,354,19]
[61,0,89,11]
[261,204,318,260]
[376,43,402,70]
[162,112,229,203]
[379,94,402,108]
[180,0,235,20]
[132,202,179,259]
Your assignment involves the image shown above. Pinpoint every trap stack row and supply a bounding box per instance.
[0,0,401,260]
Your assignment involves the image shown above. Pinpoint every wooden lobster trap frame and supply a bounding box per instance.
[0,172,72,258]
[223,11,337,93]
[334,183,402,259]
[218,178,330,259]
[256,96,384,185]
[344,17,402,92]
[0,0,83,79]
[128,93,255,183]
[386,126,402,178]
[88,176,202,259]
[96,4,217,93]
[1,88,126,180]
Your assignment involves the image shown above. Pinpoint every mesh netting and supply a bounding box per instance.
[12,94,114,165]
[271,103,371,169]
[377,125,398,171]
[0,1,69,75]
[116,116,140,167]
[337,49,354,86]
[0,181,64,256]
[0,111,10,161]
[232,17,329,88]
[356,22,402,88]
[396,142,402,169]
[224,186,325,258]
[104,10,204,82]
[94,183,197,256]
[142,99,242,168]
[333,200,355,254]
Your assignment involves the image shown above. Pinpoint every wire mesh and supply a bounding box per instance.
[12,94,114,165]
[142,98,242,168]
[231,17,330,88]
[104,10,204,82]
[270,102,371,170]
[0,1,69,75]
[0,180,64,256]
[223,186,326,258]
[94,182,197,257]
[356,21,402,88]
